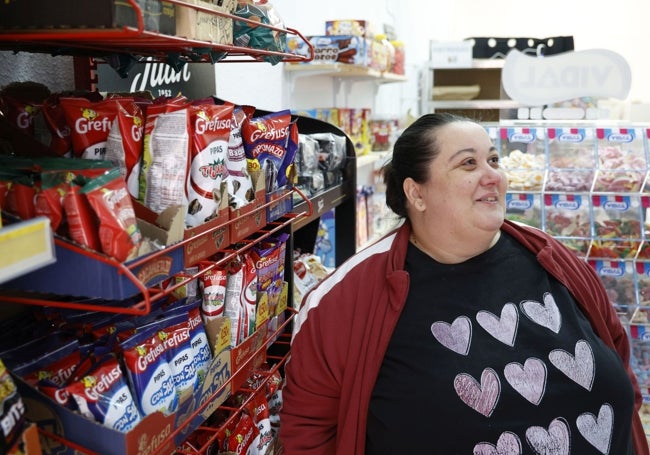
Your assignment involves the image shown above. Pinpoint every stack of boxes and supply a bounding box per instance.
[286,19,404,75]
[496,123,650,402]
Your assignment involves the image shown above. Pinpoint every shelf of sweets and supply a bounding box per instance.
[14,307,296,455]
[0,0,314,65]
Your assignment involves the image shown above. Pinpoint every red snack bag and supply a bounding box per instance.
[186,103,233,227]
[246,392,274,454]
[225,413,259,454]
[59,97,121,159]
[0,179,9,210]
[82,168,143,262]
[34,171,70,233]
[63,182,101,252]
[42,91,103,157]
[0,81,50,137]
[4,178,37,220]
[200,264,228,322]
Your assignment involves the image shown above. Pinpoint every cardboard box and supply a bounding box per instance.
[288,35,369,66]
[133,184,231,267]
[203,316,269,393]
[175,0,235,44]
[0,0,176,34]
[229,172,267,244]
[429,41,473,68]
[15,318,233,455]
[2,207,187,300]
[325,19,377,38]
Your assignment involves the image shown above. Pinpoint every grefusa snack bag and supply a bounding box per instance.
[66,355,142,432]
[139,96,190,214]
[121,325,179,416]
[186,103,233,227]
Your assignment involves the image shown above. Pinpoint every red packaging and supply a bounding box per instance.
[225,413,259,454]
[82,169,143,262]
[59,97,121,159]
[0,180,8,210]
[4,180,37,220]
[42,91,103,157]
[63,183,101,252]
[186,103,233,227]
[34,184,65,232]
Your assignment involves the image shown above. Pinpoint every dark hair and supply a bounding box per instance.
[383,112,471,218]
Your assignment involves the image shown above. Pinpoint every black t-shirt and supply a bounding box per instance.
[366,233,635,454]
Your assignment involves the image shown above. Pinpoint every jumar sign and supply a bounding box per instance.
[97,59,216,100]
[502,49,631,106]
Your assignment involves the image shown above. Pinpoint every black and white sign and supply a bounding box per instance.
[97,58,216,99]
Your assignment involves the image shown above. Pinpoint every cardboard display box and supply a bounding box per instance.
[0,0,176,34]
[133,184,231,267]
[229,171,267,244]
[175,0,236,44]
[287,35,369,66]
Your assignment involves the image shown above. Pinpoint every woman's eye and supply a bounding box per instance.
[489,156,500,167]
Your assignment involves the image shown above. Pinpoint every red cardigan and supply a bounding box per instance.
[281,220,649,454]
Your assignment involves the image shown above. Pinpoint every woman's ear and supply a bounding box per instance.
[403,177,424,211]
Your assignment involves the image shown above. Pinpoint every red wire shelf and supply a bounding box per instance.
[0,188,313,315]
[0,0,314,64]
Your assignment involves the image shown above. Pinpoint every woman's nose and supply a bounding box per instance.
[481,164,505,185]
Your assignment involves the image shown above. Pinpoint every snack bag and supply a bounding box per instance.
[121,325,179,416]
[59,97,122,159]
[225,104,256,209]
[139,96,190,213]
[63,181,102,252]
[66,355,142,432]
[242,109,292,192]
[0,359,26,454]
[103,98,145,198]
[82,168,143,262]
[186,103,233,227]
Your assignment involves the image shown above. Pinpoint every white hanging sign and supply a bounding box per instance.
[502,49,631,106]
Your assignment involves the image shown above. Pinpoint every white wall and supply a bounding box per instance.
[215,0,650,118]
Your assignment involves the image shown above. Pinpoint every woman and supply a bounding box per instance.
[279,113,649,454]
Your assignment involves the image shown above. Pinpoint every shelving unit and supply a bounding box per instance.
[420,58,521,121]
[0,2,358,453]
[284,62,406,253]
[284,62,407,109]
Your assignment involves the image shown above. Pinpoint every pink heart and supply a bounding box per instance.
[504,357,547,405]
[473,431,522,454]
[431,316,472,355]
[453,367,500,417]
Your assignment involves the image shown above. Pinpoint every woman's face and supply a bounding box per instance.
[409,121,507,246]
